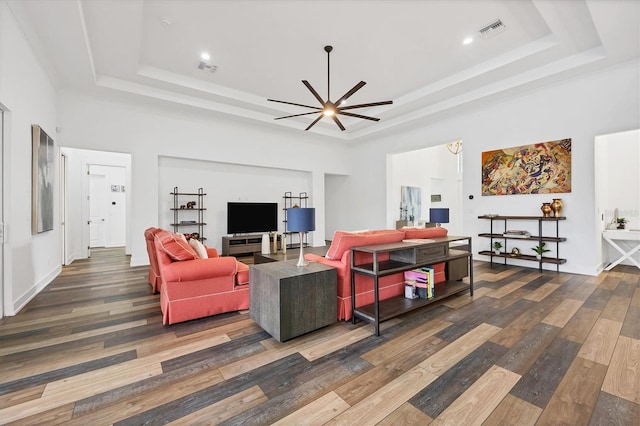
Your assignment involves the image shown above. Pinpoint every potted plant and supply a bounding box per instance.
[493,241,503,255]
[532,242,551,260]
[617,218,628,229]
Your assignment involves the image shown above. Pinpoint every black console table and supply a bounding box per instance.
[350,236,473,336]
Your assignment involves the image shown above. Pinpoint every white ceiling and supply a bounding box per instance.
[9,0,640,140]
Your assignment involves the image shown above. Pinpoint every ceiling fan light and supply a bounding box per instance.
[323,109,335,116]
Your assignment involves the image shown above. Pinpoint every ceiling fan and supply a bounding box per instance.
[267,45,393,131]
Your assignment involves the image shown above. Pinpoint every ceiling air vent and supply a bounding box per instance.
[478,19,506,39]
[198,62,218,73]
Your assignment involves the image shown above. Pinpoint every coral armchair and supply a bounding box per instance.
[144,227,163,293]
[153,230,249,325]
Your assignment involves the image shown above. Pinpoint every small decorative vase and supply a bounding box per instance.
[551,198,563,217]
[536,254,542,260]
[541,203,552,218]
[261,233,270,254]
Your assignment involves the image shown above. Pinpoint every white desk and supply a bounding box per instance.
[602,230,640,271]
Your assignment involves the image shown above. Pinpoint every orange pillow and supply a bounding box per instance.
[403,227,448,239]
[158,231,198,261]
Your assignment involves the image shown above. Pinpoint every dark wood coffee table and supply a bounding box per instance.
[253,245,329,264]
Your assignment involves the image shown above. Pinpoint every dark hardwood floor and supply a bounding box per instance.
[0,247,638,425]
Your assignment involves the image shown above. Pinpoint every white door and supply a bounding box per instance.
[89,174,107,247]
[0,109,4,318]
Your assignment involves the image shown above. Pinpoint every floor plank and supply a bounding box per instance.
[1,248,638,425]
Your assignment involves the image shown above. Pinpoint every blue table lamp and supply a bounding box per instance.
[429,208,449,227]
[287,208,316,266]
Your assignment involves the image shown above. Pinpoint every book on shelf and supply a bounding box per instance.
[503,230,531,238]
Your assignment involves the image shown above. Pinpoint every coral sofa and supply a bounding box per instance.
[153,229,250,325]
[305,227,448,320]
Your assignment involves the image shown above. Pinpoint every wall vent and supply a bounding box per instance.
[198,62,218,73]
[478,19,506,39]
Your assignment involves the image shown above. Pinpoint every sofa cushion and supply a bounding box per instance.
[325,229,405,260]
[189,238,208,259]
[157,231,198,261]
[403,227,448,240]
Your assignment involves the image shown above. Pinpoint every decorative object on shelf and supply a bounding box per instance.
[481,138,572,196]
[503,229,531,238]
[180,205,186,209]
[532,242,551,259]
[493,241,503,254]
[287,208,315,267]
[617,218,628,229]
[429,208,450,227]
[261,233,270,255]
[551,198,563,217]
[272,232,278,253]
[184,232,199,241]
[267,45,393,131]
[186,201,196,209]
[510,247,520,256]
[541,202,552,217]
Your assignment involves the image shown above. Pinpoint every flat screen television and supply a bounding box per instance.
[227,202,278,235]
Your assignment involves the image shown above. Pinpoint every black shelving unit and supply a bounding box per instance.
[170,187,206,241]
[477,215,566,272]
[282,191,309,249]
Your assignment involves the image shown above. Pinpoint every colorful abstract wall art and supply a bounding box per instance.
[481,138,571,196]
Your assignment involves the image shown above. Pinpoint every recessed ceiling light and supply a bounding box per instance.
[201,52,210,61]
[463,37,473,45]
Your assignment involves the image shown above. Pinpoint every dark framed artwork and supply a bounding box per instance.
[32,125,54,233]
[481,138,572,196]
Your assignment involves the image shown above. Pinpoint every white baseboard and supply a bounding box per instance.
[10,265,62,316]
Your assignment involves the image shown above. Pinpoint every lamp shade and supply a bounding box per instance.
[287,208,315,232]
[429,208,450,224]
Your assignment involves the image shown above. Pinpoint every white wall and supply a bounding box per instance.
[1,1,60,314]
[352,60,640,275]
[157,156,313,250]
[57,90,353,265]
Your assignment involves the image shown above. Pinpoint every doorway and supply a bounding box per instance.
[388,142,464,234]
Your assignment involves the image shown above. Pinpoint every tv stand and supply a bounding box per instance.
[222,234,282,256]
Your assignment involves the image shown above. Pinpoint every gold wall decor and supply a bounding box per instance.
[481,138,571,196]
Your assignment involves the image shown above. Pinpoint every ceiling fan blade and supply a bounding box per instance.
[335,81,366,105]
[267,99,319,110]
[305,114,324,131]
[302,80,326,106]
[339,100,393,111]
[337,110,380,121]
[332,115,346,131]
[274,111,323,120]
